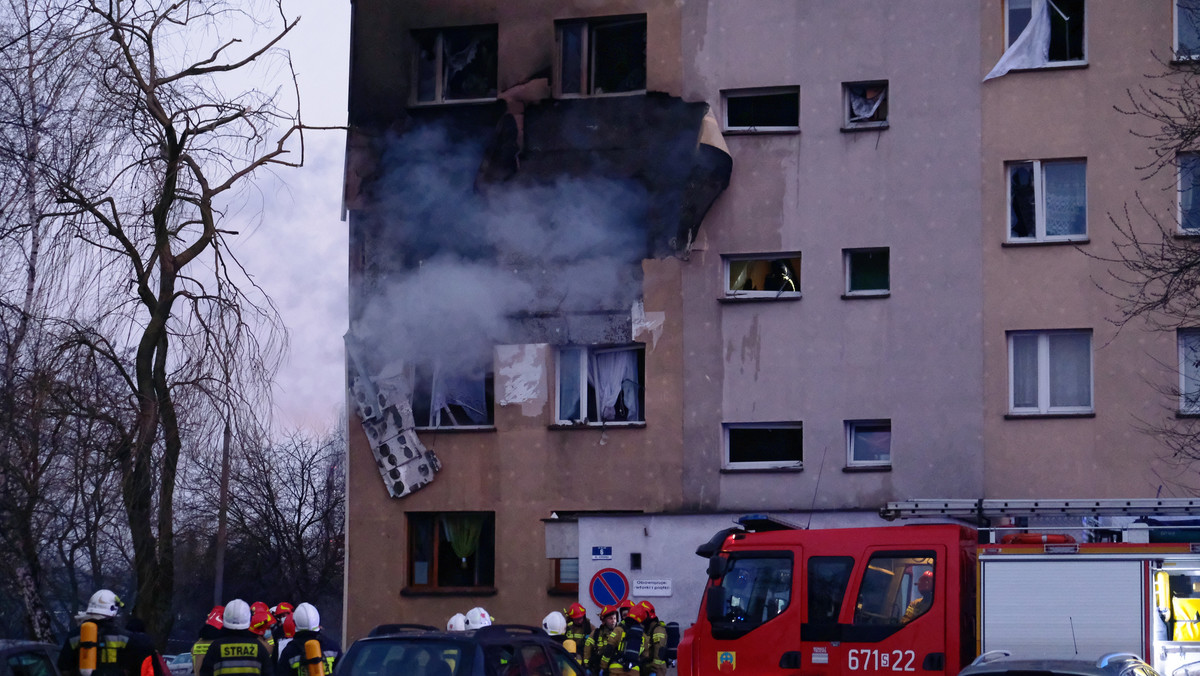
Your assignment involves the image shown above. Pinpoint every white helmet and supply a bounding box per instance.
[293,603,320,632]
[541,611,566,636]
[223,599,252,630]
[464,607,492,628]
[447,613,467,632]
[86,590,122,618]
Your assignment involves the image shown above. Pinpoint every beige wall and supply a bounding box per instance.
[980,0,1179,497]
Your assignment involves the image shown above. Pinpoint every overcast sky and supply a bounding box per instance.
[230,0,351,432]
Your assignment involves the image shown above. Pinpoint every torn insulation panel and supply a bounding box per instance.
[346,336,441,498]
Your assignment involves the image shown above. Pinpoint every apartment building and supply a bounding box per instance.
[342,0,1197,639]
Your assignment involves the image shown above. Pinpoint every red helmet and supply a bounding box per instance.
[566,603,586,620]
[618,599,634,610]
[626,604,648,623]
[249,610,273,635]
[599,605,618,620]
[637,600,657,620]
[251,601,270,615]
[205,606,224,629]
[272,602,294,618]
[281,612,296,638]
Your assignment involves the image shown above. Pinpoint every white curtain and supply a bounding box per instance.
[1043,161,1086,236]
[1183,155,1200,231]
[590,350,640,422]
[1048,332,1091,408]
[1011,334,1039,409]
[848,86,886,122]
[431,364,489,426]
[1182,331,1200,411]
[985,0,1051,80]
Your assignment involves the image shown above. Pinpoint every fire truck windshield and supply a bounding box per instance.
[710,555,792,634]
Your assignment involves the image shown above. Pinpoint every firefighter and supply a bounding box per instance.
[601,604,647,676]
[249,603,277,655]
[198,599,274,676]
[192,607,224,674]
[276,603,341,676]
[584,606,618,676]
[59,589,157,676]
[903,570,934,623]
[563,603,592,660]
[636,602,668,676]
[271,604,295,657]
[616,600,634,622]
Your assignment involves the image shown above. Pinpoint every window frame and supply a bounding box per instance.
[723,253,802,299]
[841,80,889,131]
[554,344,646,426]
[1007,329,1094,415]
[720,86,801,134]
[411,24,498,105]
[846,419,892,468]
[1179,329,1200,414]
[411,363,496,430]
[550,557,580,594]
[1006,158,1088,243]
[723,422,804,470]
[1004,0,1087,67]
[843,247,890,297]
[406,511,496,591]
[1179,0,1200,61]
[1180,152,1200,233]
[555,14,647,98]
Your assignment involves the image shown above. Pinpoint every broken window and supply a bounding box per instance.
[724,423,803,470]
[411,363,495,428]
[557,15,646,96]
[846,420,892,468]
[1008,330,1093,415]
[413,25,498,104]
[722,87,800,133]
[1181,153,1200,232]
[844,248,890,297]
[842,81,888,130]
[724,254,802,299]
[1179,329,1200,414]
[1179,1,1200,60]
[408,512,496,589]
[987,0,1085,79]
[1007,159,1086,241]
[556,344,645,424]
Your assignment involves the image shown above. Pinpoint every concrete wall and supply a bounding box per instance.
[979,0,1179,497]
[678,0,986,511]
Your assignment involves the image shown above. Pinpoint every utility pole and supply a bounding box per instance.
[213,416,231,605]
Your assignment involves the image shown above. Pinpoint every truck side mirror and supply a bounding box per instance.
[706,556,726,580]
[705,586,726,622]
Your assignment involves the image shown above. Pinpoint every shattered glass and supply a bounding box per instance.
[443,26,497,100]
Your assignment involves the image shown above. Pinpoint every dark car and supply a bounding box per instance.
[959,651,1162,676]
[335,625,582,676]
[0,640,60,676]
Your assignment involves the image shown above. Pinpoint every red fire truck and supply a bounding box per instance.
[679,500,1200,676]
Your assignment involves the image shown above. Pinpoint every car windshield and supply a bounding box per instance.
[7,650,57,676]
[172,655,191,665]
[340,641,465,676]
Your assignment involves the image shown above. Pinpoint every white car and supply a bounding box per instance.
[167,653,193,676]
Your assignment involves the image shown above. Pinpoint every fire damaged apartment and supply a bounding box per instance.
[342,0,1191,637]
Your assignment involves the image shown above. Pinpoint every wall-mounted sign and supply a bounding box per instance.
[591,546,613,560]
[633,579,671,597]
[589,568,629,607]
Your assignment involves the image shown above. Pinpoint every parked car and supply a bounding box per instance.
[960,651,1162,676]
[0,640,60,676]
[336,624,582,676]
[167,652,193,676]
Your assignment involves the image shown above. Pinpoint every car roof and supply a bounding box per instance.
[362,624,553,645]
[962,652,1156,676]
[0,641,57,653]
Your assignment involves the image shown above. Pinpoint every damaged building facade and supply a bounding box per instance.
[343,0,1196,638]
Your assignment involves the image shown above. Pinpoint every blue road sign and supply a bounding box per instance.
[589,567,629,607]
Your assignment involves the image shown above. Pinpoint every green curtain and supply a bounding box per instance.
[442,514,484,568]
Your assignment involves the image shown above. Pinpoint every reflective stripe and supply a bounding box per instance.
[214,660,262,669]
[213,668,262,676]
[193,645,210,656]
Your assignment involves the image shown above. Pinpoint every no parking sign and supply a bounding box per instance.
[589,567,629,607]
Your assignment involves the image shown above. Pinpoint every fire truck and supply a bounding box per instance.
[678,499,1200,676]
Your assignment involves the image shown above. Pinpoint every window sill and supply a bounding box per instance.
[401,586,498,597]
[719,294,802,303]
[1176,411,1200,419]
[724,128,801,136]
[556,89,648,100]
[1004,62,1088,75]
[408,97,499,108]
[1174,231,1200,239]
[1002,238,1088,247]
[840,123,889,133]
[1172,57,1200,67]
[841,292,890,300]
[415,425,496,433]
[719,465,803,474]
[1004,412,1095,420]
[548,422,647,430]
[842,465,892,473]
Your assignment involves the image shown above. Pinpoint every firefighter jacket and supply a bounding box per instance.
[601,622,644,676]
[639,620,668,676]
[276,631,342,676]
[198,629,275,676]
[564,619,591,660]
[192,624,222,673]
[583,624,615,672]
[59,618,157,676]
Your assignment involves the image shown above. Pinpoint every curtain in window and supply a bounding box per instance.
[848,86,886,122]
[559,348,583,421]
[1182,331,1200,411]
[1181,1,1200,58]
[986,0,1050,80]
[1048,332,1091,407]
[1012,334,1039,408]
[442,514,484,569]
[590,350,640,422]
[1183,155,1200,231]
[430,365,488,426]
[1043,162,1086,236]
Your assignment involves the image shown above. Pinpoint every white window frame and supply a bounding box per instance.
[1180,152,1200,233]
[1005,0,1035,49]
[1007,329,1094,415]
[843,247,890,297]
[1004,0,1087,65]
[411,25,498,105]
[1179,329,1200,414]
[555,344,645,425]
[556,15,647,98]
[1006,159,1088,243]
[723,422,803,470]
[1177,0,1200,60]
[721,86,800,134]
[842,80,889,130]
[846,420,892,468]
[723,253,802,299]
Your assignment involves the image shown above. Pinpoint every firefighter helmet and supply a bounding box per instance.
[205,606,224,629]
[251,601,270,616]
[271,602,294,619]
[599,605,618,620]
[626,604,648,624]
[637,600,657,619]
[447,613,467,632]
[249,610,273,635]
[224,599,252,630]
[293,603,321,632]
[465,607,492,628]
[566,603,586,620]
[542,611,567,636]
[86,589,123,618]
[917,570,933,592]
